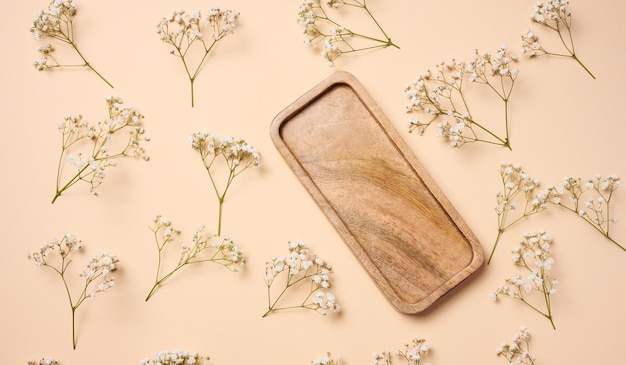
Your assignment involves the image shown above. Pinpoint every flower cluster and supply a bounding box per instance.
[157,7,238,106]
[489,162,548,263]
[139,349,210,365]
[395,337,431,365]
[28,233,118,349]
[373,337,431,365]
[145,215,244,301]
[520,0,594,78]
[27,358,59,365]
[405,45,517,149]
[52,96,149,203]
[311,352,341,365]
[496,327,537,365]
[189,132,260,236]
[297,0,398,66]
[263,241,339,317]
[30,0,113,87]
[490,163,624,261]
[547,174,623,251]
[373,352,392,365]
[492,231,558,329]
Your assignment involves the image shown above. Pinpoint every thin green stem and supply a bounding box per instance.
[361,3,398,49]
[71,307,77,349]
[488,230,502,265]
[145,261,186,301]
[217,197,224,236]
[520,297,555,330]
[43,259,80,348]
[556,203,625,252]
[572,55,595,79]
[190,78,195,107]
[68,38,113,88]
[503,99,511,150]
[555,16,595,79]
[263,270,315,317]
[606,236,626,252]
[146,229,166,301]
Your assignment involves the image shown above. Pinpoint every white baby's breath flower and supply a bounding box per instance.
[157,7,238,106]
[26,358,59,365]
[264,241,339,317]
[493,231,557,329]
[394,337,431,365]
[521,0,594,78]
[311,352,341,365]
[52,97,149,203]
[297,0,398,66]
[548,174,624,252]
[489,162,548,264]
[405,46,517,150]
[30,0,113,87]
[139,349,210,365]
[496,327,537,365]
[28,234,119,349]
[146,216,244,301]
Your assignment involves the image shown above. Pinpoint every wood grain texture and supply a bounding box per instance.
[270,71,483,313]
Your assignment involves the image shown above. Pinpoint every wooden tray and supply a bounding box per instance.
[270,71,483,313]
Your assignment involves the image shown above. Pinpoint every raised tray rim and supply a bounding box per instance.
[269,71,484,313]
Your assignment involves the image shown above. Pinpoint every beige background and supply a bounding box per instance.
[1,0,625,364]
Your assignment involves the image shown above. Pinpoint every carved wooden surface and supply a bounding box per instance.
[270,71,483,313]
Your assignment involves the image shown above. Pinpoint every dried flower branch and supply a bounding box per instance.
[491,231,558,329]
[157,7,238,107]
[28,233,118,349]
[298,0,399,66]
[496,327,537,365]
[52,96,149,203]
[189,132,260,236]
[521,0,594,79]
[263,241,340,317]
[311,352,341,365]
[395,337,431,365]
[489,162,548,264]
[27,358,59,365]
[547,174,624,252]
[405,45,517,149]
[145,215,244,301]
[30,0,113,87]
[146,215,245,301]
[139,350,210,365]
[373,351,393,365]
[373,337,432,365]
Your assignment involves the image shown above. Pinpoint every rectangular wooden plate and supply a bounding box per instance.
[270,71,483,313]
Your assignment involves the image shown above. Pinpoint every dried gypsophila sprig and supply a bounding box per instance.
[298,0,399,66]
[496,326,537,365]
[546,174,624,252]
[405,44,517,149]
[51,96,149,203]
[30,0,113,87]
[189,132,260,236]
[157,7,238,107]
[139,349,210,365]
[28,233,118,349]
[521,0,595,79]
[263,241,340,317]
[27,358,59,365]
[373,351,393,365]
[373,337,432,365]
[489,162,549,264]
[145,215,244,301]
[491,231,558,330]
[311,352,341,365]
